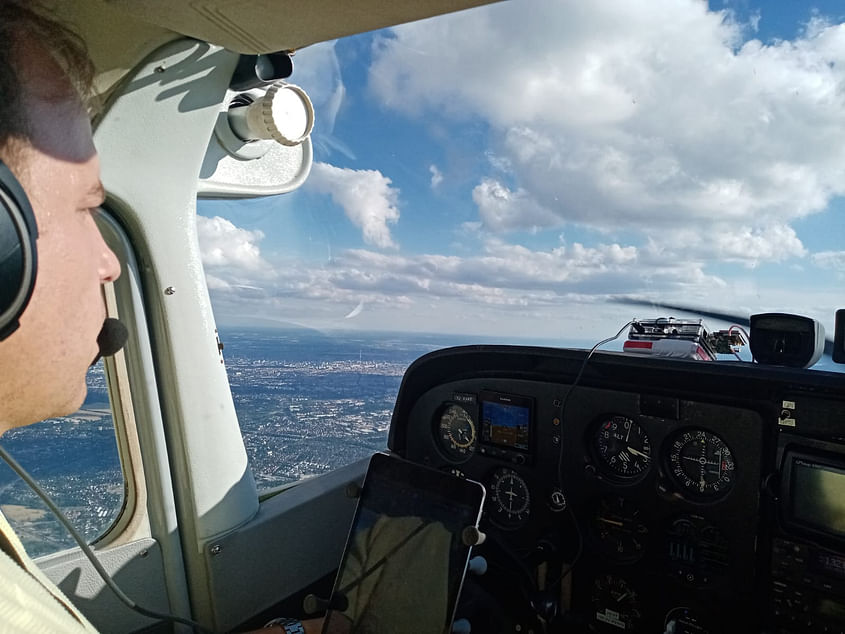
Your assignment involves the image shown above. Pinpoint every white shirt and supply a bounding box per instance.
[0,511,98,633]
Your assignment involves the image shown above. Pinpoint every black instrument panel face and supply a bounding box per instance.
[664,428,736,500]
[435,403,478,462]
[487,466,531,529]
[589,495,649,563]
[591,414,653,480]
[387,346,835,633]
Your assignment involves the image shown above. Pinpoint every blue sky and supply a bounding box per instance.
[197,0,845,344]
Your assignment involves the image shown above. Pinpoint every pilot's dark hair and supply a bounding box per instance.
[0,1,95,165]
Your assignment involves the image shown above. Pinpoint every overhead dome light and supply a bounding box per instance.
[227,81,314,146]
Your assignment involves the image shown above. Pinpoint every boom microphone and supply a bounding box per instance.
[91,317,128,366]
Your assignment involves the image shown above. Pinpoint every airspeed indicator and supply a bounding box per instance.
[436,404,477,463]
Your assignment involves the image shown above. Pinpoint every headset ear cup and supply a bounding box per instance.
[0,160,38,341]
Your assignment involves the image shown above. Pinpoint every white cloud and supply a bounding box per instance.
[429,164,443,188]
[309,238,722,306]
[306,162,401,249]
[196,200,749,320]
[472,179,561,232]
[368,0,845,253]
[646,223,806,267]
[205,273,232,291]
[204,227,716,312]
[200,221,836,339]
[290,42,356,159]
[813,250,845,272]
[747,10,761,34]
[197,215,267,271]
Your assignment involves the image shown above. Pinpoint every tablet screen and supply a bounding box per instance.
[322,452,485,634]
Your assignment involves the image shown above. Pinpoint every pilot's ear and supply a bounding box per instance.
[0,159,38,342]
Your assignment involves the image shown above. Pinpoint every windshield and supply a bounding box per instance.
[199,0,844,369]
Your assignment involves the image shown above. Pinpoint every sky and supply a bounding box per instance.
[197,0,845,345]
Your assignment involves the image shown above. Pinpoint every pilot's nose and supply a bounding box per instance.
[98,236,121,283]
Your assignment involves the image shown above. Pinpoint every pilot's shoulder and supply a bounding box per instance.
[0,513,98,633]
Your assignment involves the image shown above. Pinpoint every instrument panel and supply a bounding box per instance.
[387,344,845,633]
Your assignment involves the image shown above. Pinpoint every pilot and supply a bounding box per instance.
[0,2,322,633]
[0,1,119,631]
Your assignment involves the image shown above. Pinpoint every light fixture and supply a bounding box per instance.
[227,81,314,147]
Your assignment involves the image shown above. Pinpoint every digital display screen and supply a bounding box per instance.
[811,550,845,581]
[481,397,531,451]
[791,458,845,537]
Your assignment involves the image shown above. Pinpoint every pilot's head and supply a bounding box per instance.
[0,2,121,433]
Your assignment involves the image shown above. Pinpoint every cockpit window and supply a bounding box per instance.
[202,2,845,490]
[0,360,123,558]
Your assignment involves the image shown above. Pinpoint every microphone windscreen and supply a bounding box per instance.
[91,317,128,366]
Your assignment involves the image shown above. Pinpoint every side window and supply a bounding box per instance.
[0,359,124,558]
[212,326,444,491]
[0,211,142,559]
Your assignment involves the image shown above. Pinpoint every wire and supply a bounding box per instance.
[728,324,751,344]
[0,444,213,634]
[546,505,582,589]
[555,320,635,490]
[728,325,752,362]
[551,320,635,578]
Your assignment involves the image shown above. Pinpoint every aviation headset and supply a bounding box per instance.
[0,159,38,342]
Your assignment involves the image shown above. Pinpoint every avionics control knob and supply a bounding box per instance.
[451,618,471,633]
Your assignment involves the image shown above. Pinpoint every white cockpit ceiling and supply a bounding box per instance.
[57,0,502,104]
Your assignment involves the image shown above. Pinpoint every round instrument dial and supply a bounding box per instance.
[488,467,530,529]
[590,496,649,563]
[592,574,642,632]
[665,515,730,586]
[436,404,477,462]
[592,415,652,479]
[665,429,736,500]
[664,607,712,634]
